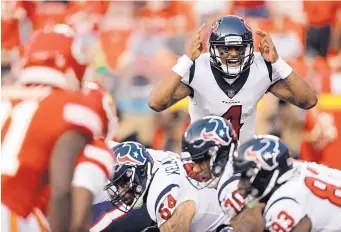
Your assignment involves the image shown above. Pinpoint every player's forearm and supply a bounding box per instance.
[230,206,264,232]
[148,74,190,112]
[48,193,72,232]
[69,187,93,232]
[159,200,196,232]
[232,220,261,232]
[270,72,318,109]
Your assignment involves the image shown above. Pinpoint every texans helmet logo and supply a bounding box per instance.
[244,138,280,171]
[209,21,219,34]
[115,142,147,166]
[199,117,232,147]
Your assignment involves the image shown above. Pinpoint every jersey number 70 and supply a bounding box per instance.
[222,105,244,139]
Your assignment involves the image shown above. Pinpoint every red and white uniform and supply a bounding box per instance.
[1,85,108,231]
[1,24,118,232]
[35,139,116,217]
[263,161,341,232]
[72,139,116,197]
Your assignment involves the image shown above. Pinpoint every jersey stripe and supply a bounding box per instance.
[154,184,179,214]
[76,156,110,178]
[83,144,115,176]
[63,103,103,138]
[264,197,298,215]
[91,201,126,232]
[189,60,196,84]
[218,175,241,200]
[72,162,108,196]
[263,59,273,82]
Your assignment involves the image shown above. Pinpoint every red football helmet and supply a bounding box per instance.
[18,24,89,90]
[83,82,118,141]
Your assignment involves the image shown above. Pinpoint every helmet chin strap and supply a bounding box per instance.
[133,162,153,209]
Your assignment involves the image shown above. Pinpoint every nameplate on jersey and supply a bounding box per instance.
[225,36,242,46]
[161,157,180,176]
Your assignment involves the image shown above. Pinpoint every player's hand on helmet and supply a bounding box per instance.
[256,29,279,63]
[185,23,206,61]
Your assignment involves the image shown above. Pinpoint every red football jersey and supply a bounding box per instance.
[1,84,106,217]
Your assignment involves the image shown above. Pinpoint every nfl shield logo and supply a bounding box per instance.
[227,89,235,98]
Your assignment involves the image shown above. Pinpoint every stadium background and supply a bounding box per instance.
[1,0,341,169]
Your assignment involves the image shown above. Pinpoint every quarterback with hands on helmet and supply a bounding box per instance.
[103,141,233,232]
[149,15,318,145]
[233,135,341,232]
[181,116,265,232]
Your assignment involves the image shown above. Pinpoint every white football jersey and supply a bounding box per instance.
[215,160,245,219]
[146,149,228,232]
[264,161,341,232]
[182,52,281,144]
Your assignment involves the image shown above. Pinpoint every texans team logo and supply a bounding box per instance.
[116,143,147,166]
[244,139,280,171]
[209,21,219,34]
[198,117,232,147]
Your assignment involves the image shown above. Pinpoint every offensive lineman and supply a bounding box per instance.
[103,141,264,232]
[234,135,341,232]
[181,116,262,231]
[104,141,228,232]
[149,15,317,144]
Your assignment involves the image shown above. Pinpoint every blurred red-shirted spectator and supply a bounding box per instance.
[232,1,269,18]
[251,17,305,60]
[1,0,26,67]
[25,0,68,31]
[304,1,341,57]
[289,57,340,169]
[65,1,109,34]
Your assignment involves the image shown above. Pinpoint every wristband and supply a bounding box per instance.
[272,57,293,79]
[172,55,193,78]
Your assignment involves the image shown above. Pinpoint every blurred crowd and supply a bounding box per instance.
[1,0,341,169]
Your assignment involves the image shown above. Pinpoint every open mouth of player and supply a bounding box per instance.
[226,58,241,67]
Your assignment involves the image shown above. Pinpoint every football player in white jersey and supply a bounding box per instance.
[103,141,229,232]
[181,116,264,232]
[149,15,317,144]
[234,135,341,232]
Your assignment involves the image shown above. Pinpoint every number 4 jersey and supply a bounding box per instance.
[263,161,341,232]
[181,52,281,144]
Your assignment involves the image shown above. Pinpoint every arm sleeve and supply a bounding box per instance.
[72,140,115,196]
[63,103,104,138]
[217,175,245,220]
[154,184,181,227]
[264,198,306,232]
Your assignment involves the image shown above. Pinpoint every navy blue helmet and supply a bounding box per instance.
[104,142,155,213]
[182,116,238,189]
[208,15,254,78]
[233,135,294,203]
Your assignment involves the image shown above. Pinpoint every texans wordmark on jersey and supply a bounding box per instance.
[182,52,282,144]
